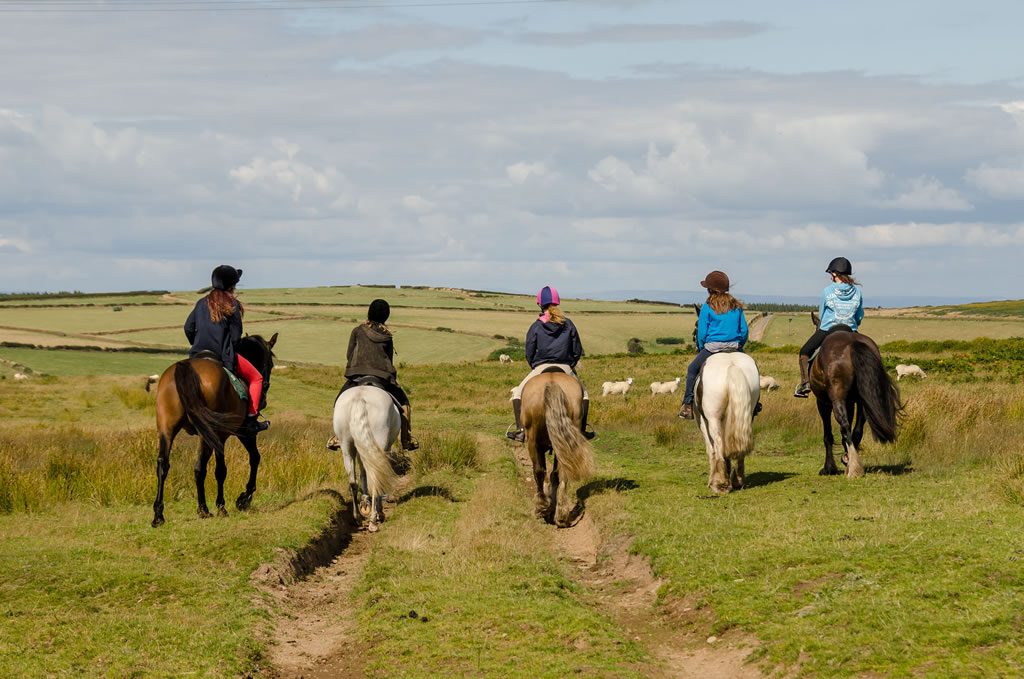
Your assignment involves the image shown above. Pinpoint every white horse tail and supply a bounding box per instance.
[543,383,595,484]
[350,394,399,497]
[722,364,754,458]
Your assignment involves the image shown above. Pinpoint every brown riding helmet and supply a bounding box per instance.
[700,270,730,293]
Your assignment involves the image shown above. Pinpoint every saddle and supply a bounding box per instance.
[194,351,248,401]
[344,375,403,409]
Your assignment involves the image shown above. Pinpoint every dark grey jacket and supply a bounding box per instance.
[525,317,583,369]
[184,298,242,369]
[344,322,398,381]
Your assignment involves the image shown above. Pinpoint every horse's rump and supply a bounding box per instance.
[698,353,758,459]
[522,373,594,484]
[334,387,401,497]
[171,359,242,450]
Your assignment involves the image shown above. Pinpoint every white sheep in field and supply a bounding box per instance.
[759,375,780,391]
[145,374,160,392]
[13,373,28,381]
[499,354,512,364]
[650,377,681,395]
[602,378,633,396]
[895,364,927,381]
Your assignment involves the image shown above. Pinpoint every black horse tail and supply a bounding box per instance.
[173,360,238,451]
[851,343,902,444]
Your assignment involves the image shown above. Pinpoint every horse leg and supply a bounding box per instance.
[549,456,562,526]
[235,433,261,511]
[369,493,385,532]
[213,444,228,517]
[818,396,841,476]
[152,432,173,527]
[194,441,213,518]
[731,457,746,491]
[851,399,867,450]
[528,434,548,518]
[702,416,729,494]
[832,399,863,479]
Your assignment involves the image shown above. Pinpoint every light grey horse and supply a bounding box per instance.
[693,352,760,495]
[332,386,402,532]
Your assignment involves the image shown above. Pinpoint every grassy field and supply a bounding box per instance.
[2,288,1024,676]
[761,312,1024,347]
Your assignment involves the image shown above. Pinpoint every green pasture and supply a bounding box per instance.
[760,312,1024,347]
[0,293,177,307]
[0,347,181,378]
[0,304,278,336]
[915,299,1024,317]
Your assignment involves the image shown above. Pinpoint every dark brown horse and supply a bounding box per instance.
[808,313,900,477]
[521,371,595,527]
[151,333,277,527]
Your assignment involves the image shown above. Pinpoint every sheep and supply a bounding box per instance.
[759,375,780,391]
[499,354,513,364]
[145,374,160,392]
[650,377,681,395]
[602,378,633,396]
[13,373,28,381]
[895,364,927,381]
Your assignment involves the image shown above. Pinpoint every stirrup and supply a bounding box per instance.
[753,402,763,417]
[793,384,810,398]
[505,425,525,442]
[325,434,341,451]
[678,404,694,420]
[582,429,596,440]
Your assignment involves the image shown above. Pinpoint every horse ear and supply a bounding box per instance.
[692,303,701,314]
[268,332,278,348]
[810,311,820,328]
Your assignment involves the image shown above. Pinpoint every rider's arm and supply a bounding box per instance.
[569,321,583,367]
[738,310,749,348]
[228,303,243,347]
[525,323,538,368]
[696,304,710,351]
[346,326,358,365]
[854,294,865,328]
[184,303,198,344]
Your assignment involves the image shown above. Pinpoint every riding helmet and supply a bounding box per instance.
[368,298,391,323]
[699,271,730,292]
[826,257,853,276]
[537,286,560,308]
[211,265,242,291]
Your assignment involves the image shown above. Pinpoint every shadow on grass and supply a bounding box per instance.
[866,463,914,476]
[744,471,797,488]
[397,485,459,504]
[576,477,640,501]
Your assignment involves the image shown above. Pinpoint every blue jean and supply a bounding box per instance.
[683,349,714,405]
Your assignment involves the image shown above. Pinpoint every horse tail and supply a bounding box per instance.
[173,360,236,451]
[543,383,594,484]
[722,363,754,458]
[349,393,399,498]
[851,343,902,444]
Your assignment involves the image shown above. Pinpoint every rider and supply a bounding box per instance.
[678,271,749,420]
[184,265,269,433]
[328,299,419,451]
[506,286,595,442]
[793,256,864,398]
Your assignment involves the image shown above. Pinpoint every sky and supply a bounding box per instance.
[0,0,1022,301]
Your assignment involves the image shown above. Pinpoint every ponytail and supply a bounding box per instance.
[707,291,743,315]
[207,289,242,323]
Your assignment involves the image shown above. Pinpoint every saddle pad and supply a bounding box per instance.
[223,368,249,401]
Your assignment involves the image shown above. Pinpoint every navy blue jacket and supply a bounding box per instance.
[525,317,583,368]
[184,297,242,369]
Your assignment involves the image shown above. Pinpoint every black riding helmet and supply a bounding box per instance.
[368,299,390,324]
[826,257,853,276]
[211,265,242,291]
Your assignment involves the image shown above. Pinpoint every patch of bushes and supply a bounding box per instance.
[488,346,525,361]
[435,327,455,333]
[655,337,686,345]
[626,338,645,354]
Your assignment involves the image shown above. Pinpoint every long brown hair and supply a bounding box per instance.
[208,289,242,323]
[834,273,860,286]
[707,291,743,315]
[543,304,566,325]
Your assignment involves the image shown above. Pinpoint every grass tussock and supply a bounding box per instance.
[414,431,480,473]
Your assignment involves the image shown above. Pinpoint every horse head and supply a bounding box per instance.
[810,310,820,328]
[692,304,701,346]
[238,332,278,409]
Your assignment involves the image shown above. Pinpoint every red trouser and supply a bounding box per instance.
[235,355,263,416]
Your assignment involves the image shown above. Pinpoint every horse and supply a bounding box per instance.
[332,385,402,532]
[151,333,277,527]
[693,352,760,494]
[521,371,595,527]
[808,312,901,477]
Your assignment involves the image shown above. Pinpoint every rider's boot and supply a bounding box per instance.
[325,433,340,450]
[794,356,812,398]
[506,398,525,442]
[580,399,596,440]
[678,402,694,419]
[400,404,419,451]
[242,413,270,434]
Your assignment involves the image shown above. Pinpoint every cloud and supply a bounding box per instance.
[506,161,552,184]
[520,21,769,47]
[966,162,1024,199]
[876,176,973,211]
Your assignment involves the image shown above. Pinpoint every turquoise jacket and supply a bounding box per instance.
[696,305,749,351]
[818,283,864,331]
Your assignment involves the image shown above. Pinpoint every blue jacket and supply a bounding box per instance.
[696,305,748,351]
[525,317,583,368]
[818,283,864,331]
[185,297,242,369]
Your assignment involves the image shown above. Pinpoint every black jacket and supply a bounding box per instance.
[184,297,242,369]
[344,322,398,381]
[525,317,583,369]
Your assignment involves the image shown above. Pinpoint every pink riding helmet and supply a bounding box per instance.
[537,286,560,307]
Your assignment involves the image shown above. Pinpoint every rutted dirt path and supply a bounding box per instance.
[748,313,772,342]
[511,446,764,678]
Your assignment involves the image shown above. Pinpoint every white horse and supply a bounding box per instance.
[332,386,402,532]
[693,353,760,495]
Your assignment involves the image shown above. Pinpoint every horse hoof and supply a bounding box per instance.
[198,509,212,519]
[358,496,372,518]
[819,467,842,476]
[151,516,164,528]
[367,522,380,533]
[217,507,228,518]
[235,494,252,511]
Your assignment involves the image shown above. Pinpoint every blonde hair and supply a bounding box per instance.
[544,304,566,325]
[707,291,743,315]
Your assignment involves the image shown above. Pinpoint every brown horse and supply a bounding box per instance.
[808,314,900,477]
[521,371,595,527]
[151,333,277,527]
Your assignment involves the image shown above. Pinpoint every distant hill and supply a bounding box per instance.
[589,289,1001,310]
